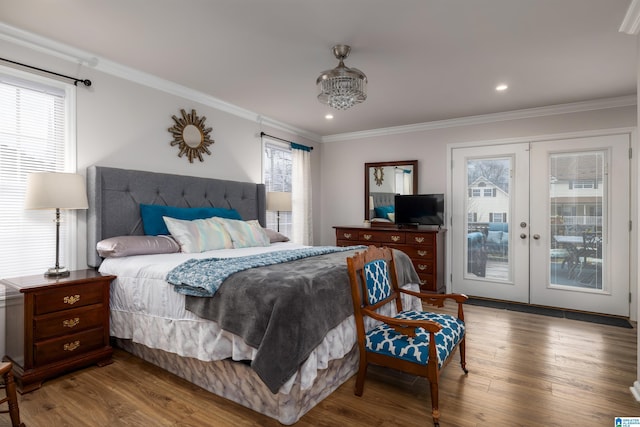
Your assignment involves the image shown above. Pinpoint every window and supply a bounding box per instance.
[472,189,481,197]
[490,212,507,223]
[467,212,477,223]
[571,180,595,189]
[483,188,493,197]
[0,69,75,278]
[263,140,292,237]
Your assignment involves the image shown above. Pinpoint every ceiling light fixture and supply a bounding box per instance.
[325,114,334,120]
[496,84,508,91]
[316,45,367,110]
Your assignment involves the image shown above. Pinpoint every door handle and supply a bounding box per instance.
[520,233,527,239]
[533,234,540,240]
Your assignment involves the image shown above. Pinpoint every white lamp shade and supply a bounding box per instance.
[25,172,89,210]
[266,191,292,211]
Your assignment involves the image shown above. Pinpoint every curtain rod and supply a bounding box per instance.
[260,132,313,151]
[0,57,92,87]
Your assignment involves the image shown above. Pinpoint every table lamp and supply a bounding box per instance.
[24,172,89,277]
[266,191,292,232]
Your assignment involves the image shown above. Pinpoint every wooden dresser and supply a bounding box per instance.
[335,225,445,293]
[2,269,115,392]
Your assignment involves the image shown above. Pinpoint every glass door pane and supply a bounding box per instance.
[549,151,605,290]
[466,157,511,281]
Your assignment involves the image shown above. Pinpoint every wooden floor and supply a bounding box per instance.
[4,303,639,427]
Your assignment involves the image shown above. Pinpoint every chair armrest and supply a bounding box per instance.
[362,307,443,334]
[399,289,468,306]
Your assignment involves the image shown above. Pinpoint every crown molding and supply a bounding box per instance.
[620,0,640,35]
[321,95,637,143]
[1,22,635,146]
[0,22,322,143]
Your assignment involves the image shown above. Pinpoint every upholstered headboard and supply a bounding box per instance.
[86,166,266,267]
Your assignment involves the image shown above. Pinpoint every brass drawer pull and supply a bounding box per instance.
[63,295,81,305]
[364,234,372,240]
[418,250,427,256]
[63,318,80,328]
[391,235,400,242]
[63,340,80,352]
[414,237,425,243]
[418,264,428,270]
[343,233,352,239]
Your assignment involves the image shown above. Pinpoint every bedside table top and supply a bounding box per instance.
[1,269,116,292]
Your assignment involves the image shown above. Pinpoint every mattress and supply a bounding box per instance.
[99,242,421,394]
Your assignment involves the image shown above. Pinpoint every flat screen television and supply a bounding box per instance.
[394,194,444,226]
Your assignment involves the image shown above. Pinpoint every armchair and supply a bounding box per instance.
[346,246,468,426]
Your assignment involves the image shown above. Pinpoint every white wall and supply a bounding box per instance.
[319,107,637,246]
[0,37,319,270]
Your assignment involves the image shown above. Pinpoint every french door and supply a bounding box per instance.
[450,134,630,316]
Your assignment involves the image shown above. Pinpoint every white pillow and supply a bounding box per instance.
[213,218,271,248]
[163,216,233,253]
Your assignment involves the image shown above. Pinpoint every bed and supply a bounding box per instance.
[86,166,421,424]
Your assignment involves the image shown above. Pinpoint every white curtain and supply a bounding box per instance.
[292,145,312,245]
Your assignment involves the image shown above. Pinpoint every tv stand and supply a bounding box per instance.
[334,225,445,293]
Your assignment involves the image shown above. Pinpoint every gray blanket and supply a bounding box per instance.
[185,248,420,393]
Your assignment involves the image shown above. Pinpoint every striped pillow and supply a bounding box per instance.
[214,218,271,248]
[163,216,233,253]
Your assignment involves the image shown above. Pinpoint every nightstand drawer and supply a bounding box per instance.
[34,282,104,315]
[34,304,104,340]
[34,327,105,366]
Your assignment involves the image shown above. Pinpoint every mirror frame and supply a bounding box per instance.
[168,108,214,163]
[364,160,418,221]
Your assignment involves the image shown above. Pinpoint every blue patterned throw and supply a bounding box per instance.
[167,246,365,297]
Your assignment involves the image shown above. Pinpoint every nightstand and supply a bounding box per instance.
[2,269,114,393]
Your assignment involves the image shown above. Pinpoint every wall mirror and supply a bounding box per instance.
[168,108,214,163]
[365,160,418,222]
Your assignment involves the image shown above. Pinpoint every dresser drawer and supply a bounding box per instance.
[34,304,104,340]
[34,327,105,366]
[34,282,104,315]
[405,232,435,247]
[358,230,405,244]
[417,272,436,291]
[413,261,434,275]
[396,245,434,260]
[336,230,360,242]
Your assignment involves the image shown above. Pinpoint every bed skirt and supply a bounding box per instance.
[113,338,359,425]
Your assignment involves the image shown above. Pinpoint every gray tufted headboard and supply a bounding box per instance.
[86,166,266,267]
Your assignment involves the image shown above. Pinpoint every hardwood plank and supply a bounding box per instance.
[3,303,639,426]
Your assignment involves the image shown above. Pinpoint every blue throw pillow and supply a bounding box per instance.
[374,205,395,220]
[140,204,242,235]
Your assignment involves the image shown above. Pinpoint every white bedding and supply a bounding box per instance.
[99,242,421,394]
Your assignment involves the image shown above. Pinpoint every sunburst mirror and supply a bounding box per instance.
[168,109,214,163]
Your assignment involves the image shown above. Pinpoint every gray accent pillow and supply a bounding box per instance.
[97,235,180,258]
[264,228,290,243]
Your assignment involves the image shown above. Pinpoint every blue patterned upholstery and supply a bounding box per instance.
[364,259,393,305]
[365,310,465,368]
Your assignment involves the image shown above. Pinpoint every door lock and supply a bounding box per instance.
[533,234,541,240]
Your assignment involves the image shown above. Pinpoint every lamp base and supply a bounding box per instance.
[45,266,70,277]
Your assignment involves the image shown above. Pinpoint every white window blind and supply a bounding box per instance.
[0,71,74,279]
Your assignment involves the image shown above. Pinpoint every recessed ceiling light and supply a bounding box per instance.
[325,114,334,120]
[496,84,508,92]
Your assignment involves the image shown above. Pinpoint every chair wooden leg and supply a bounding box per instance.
[4,370,24,427]
[354,359,368,396]
[430,380,440,426]
[459,338,468,374]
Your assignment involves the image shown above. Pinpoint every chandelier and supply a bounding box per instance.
[316,45,367,110]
